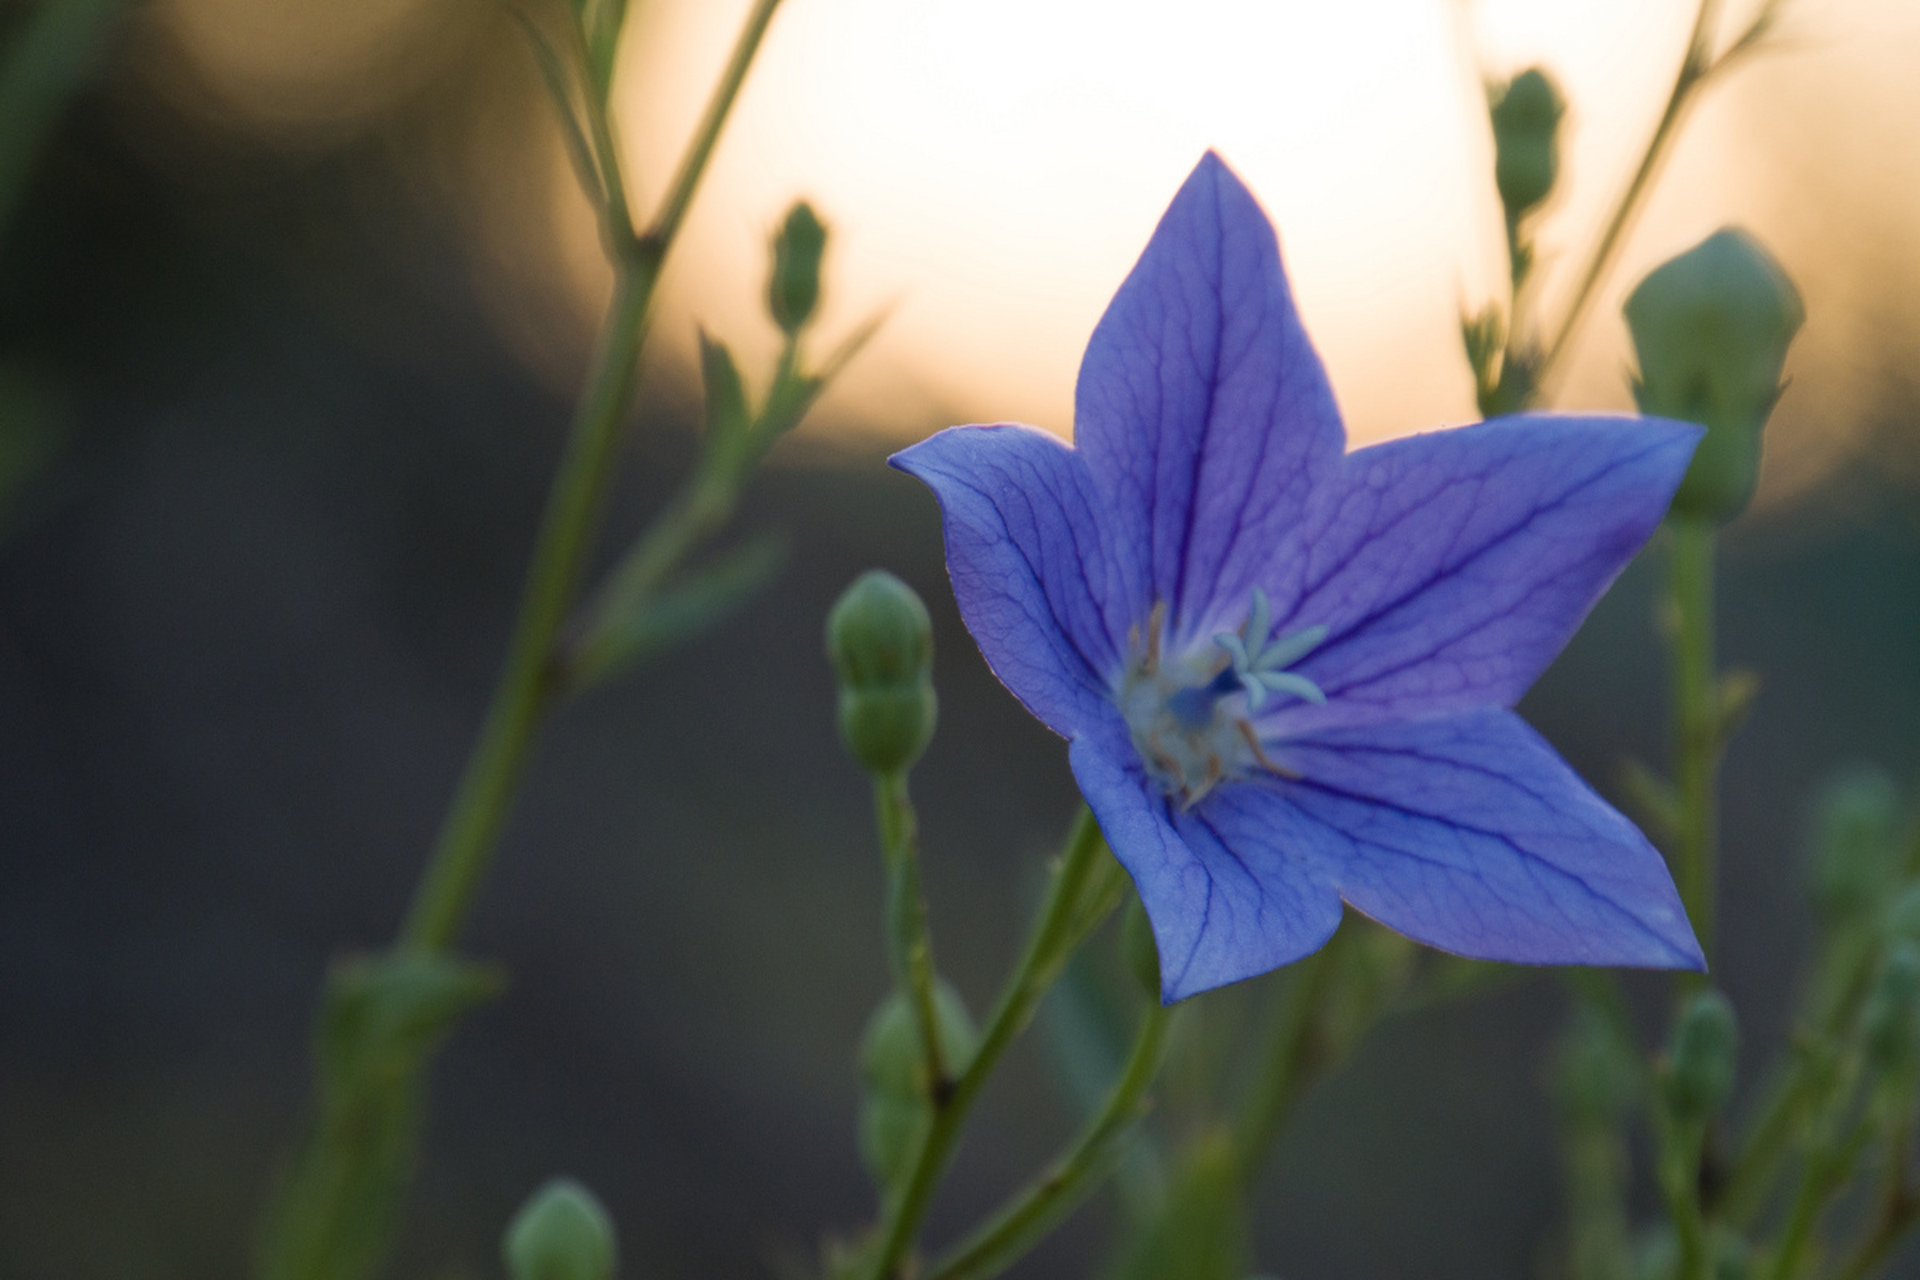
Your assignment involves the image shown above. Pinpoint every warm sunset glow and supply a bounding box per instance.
[595,0,1915,504]
[145,0,1920,500]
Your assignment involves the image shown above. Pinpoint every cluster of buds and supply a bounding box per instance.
[826,570,938,776]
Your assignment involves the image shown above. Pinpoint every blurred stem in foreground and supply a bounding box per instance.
[1664,516,1722,968]
[256,3,794,1278]
[922,996,1172,1280]
[858,808,1132,1280]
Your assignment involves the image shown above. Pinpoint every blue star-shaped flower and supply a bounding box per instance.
[893,152,1706,1002]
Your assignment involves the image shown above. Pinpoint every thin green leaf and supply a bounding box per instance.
[258,953,500,1280]
[571,534,786,689]
[700,329,751,446]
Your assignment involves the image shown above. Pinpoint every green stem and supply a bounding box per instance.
[922,1000,1173,1280]
[1667,516,1720,971]
[643,0,783,251]
[393,0,784,954]
[864,808,1119,1280]
[397,260,656,953]
[1537,0,1720,380]
[876,771,949,1091]
[1657,1109,1713,1280]
[1722,928,1884,1227]
[1228,929,1344,1186]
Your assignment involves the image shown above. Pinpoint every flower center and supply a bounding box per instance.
[1115,591,1327,807]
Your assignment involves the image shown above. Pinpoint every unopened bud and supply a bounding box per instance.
[769,201,828,336]
[1808,766,1904,924]
[826,571,936,775]
[857,984,975,1189]
[1489,68,1565,218]
[1625,228,1804,523]
[1664,990,1738,1121]
[503,1179,617,1280]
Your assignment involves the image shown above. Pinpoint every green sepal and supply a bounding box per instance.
[699,331,753,468]
[1625,228,1804,523]
[504,1177,618,1280]
[256,952,501,1280]
[858,983,977,1194]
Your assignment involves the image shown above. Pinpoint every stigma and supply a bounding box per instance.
[1116,592,1327,807]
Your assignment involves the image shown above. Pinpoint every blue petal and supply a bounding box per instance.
[1257,414,1701,730]
[893,424,1143,738]
[1074,152,1345,648]
[1284,709,1703,969]
[1070,721,1344,1003]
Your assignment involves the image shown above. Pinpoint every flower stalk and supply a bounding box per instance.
[875,771,952,1094]
[1665,515,1722,971]
[922,996,1173,1280]
[257,4,789,1275]
[863,808,1127,1280]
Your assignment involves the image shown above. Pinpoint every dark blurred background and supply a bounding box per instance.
[1,1,1917,1277]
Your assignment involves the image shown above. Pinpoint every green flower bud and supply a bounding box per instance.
[503,1179,617,1280]
[1663,990,1738,1122]
[769,201,828,336]
[857,983,976,1189]
[1625,228,1804,523]
[1488,68,1565,218]
[1807,766,1904,924]
[826,571,937,775]
[1862,940,1920,1075]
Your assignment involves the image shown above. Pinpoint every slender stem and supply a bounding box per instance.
[876,771,949,1091]
[864,808,1118,1280]
[398,261,656,953]
[1538,0,1720,379]
[923,1000,1173,1280]
[1722,1048,1824,1228]
[1666,516,1720,971]
[1723,924,1883,1228]
[1228,930,1344,1185]
[1656,1108,1712,1280]
[643,0,783,251]
[394,0,784,953]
